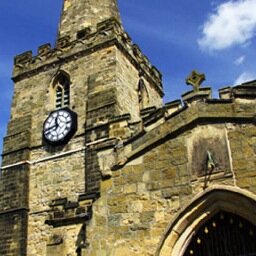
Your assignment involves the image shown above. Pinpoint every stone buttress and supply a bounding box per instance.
[1,1,256,256]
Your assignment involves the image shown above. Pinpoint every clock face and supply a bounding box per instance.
[43,108,77,145]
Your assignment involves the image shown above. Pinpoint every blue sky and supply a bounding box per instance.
[1,0,256,159]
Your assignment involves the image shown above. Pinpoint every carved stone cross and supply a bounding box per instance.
[186,70,206,91]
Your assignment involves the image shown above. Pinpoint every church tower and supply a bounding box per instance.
[58,0,121,40]
[2,0,256,256]
[0,0,163,255]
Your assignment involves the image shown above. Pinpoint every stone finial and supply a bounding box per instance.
[186,70,206,91]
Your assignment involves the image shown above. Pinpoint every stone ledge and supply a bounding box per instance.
[165,100,182,107]
[219,80,256,100]
[0,207,29,216]
[182,88,211,104]
[46,193,99,228]
[78,192,100,202]
[233,82,256,98]
[205,99,233,104]
[12,18,163,95]
[111,102,256,170]
[143,108,165,127]
[140,106,157,119]
[219,87,232,99]
[45,213,90,228]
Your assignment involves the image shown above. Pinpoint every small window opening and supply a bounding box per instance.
[54,73,70,109]
[77,30,86,40]
[138,78,149,110]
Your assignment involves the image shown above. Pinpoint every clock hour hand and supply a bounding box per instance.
[44,124,55,131]
[44,119,58,133]
[44,126,56,135]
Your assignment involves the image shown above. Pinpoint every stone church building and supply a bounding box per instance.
[1,0,256,255]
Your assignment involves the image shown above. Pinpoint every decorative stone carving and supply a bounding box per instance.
[38,43,51,56]
[186,70,206,91]
[14,51,32,66]
[56,36,71,49]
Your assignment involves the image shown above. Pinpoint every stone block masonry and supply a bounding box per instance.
[1,0,256,255]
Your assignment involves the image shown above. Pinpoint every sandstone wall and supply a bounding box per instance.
[84,121,256,256]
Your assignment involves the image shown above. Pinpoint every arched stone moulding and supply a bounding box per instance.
[48,70,71,109]
[157,185,256,256]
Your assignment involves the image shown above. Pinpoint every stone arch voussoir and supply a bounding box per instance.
[157,185,256,256]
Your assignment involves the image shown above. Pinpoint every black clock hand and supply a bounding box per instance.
[44,126,57,135]
[44,117,59,134]
[55,114,59,128]
[44,124,56,132]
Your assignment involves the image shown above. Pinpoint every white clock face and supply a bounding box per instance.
[43,109,73,143]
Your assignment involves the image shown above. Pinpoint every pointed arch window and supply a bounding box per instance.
[54,72,70,109]
[138,78,149,110]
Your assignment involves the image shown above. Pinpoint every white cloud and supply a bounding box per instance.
[234,55,245,65]
[198,0,256,51]
[234,72,256,84]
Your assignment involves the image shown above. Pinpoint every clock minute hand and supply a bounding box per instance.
[55,115,60,128]
[44,119,58,133]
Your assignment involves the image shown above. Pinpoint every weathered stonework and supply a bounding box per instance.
[58,0,121,40]
[82,91,256,256]
[1,1,256,255]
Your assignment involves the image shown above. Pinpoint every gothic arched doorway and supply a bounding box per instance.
[184,211,256,256]
[157,187,256,256]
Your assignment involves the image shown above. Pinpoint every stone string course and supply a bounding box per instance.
[0,0,256,255]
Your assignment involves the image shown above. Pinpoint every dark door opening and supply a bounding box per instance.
[184,211,256,256]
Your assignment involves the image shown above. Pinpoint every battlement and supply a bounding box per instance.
[13,18,162,94]
[80,76,256,207]
[2,1,256,254]
[84,78,256,156]
[219,80,256,100]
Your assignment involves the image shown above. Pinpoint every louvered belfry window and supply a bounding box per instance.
[55,73,70,109]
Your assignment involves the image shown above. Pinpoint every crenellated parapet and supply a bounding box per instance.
[79,73,256,255]
[83,77,256,146]
[83,77,256,182]
[13,18,163,95]
[3,0,256,253]
[219,80,256,100]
